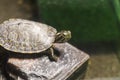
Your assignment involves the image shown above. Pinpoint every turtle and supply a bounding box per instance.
[0,19,71,61]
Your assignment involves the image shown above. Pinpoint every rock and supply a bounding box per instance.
[6,43,89,80]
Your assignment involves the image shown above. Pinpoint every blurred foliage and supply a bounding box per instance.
[113,0,120,22]
[37,0,119,44]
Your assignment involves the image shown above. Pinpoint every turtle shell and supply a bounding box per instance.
[0,19,57,53]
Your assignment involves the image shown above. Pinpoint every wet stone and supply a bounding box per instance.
[5,43,89,80]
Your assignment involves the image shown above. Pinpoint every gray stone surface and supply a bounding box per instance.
[7,43,89,80]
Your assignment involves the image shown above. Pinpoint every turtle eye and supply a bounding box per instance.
[63,31,71,40]
[63,32,68,36]
[63,31,70,36]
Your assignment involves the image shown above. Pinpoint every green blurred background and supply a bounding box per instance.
[37,0,120,44]
[36,0,120,68]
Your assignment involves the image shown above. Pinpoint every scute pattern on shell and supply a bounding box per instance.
[0,19,57,53]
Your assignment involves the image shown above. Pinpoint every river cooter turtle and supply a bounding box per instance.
[0,19,71,61]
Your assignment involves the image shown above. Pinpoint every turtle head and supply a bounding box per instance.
[55,30,71,43]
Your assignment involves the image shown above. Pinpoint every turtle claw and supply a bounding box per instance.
[50,55,58,62]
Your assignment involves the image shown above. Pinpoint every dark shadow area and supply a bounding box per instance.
[7,63,28,80]
[0,45,60,60]
[0,50,14,80]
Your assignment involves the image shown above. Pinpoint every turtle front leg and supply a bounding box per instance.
[48,47,58,61]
